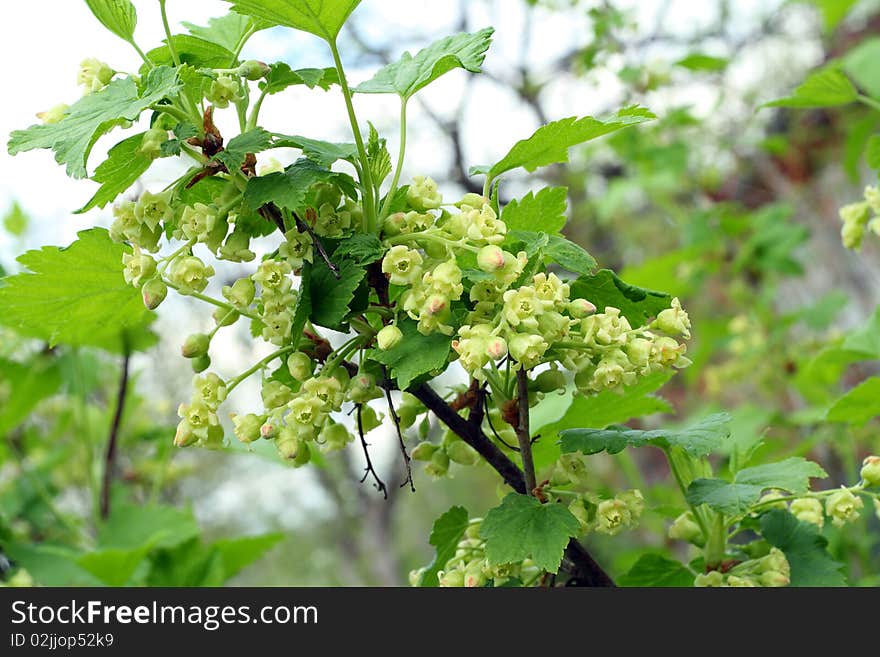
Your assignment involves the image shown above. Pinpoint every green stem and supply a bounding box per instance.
[379,97,408,220]
[150,104,190,124]
[231,24,258,62]
[158,0,180,67]
[328,39,376,232]
[664,447,711,540]
[247,88,270,131]
[163,278,259,321]
[385,230,480,253]
[857,94,880,113]
[129,39,153,68]
[157,239,196,273]
[227,346,296,393]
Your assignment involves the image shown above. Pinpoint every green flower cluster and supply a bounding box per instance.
[694,548,790,587]
[410,520,536,587]
[839,185,880,250]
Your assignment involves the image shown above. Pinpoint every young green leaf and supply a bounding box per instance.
[76,132,153,213]
[763,68,857,109]
[366,122,392,186]
[2,202,29,237]
[308,258,365,329]
[260,64,339,95]
[332,233,385,266]
[243,157,356,212]
[842,38,880,100]
[214,127,275,172]
[826,377,880,426]
[760,510,846,586]
[418,506,470,587]
[544,235,597,276]
[212,533,285,581]
[0,356,63,435]
[488,106,655,179]
[354,28,494,99]
[223,0,362,43]
[0,228,155,353]
[569,269,672,326]
[369,320,451,390]
[559,413,731,458]
[617,554,694,587]
[84,0,137,42]
[144,35,236,70]
[674,53,728,72]
[272,134,358,167]
[8,66,180,178]
[182,12,269,52]
[501,187,568,234]
[686,458,827,515]
[480,493,580,573]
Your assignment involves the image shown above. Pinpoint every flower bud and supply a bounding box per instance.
[382,212,407,236]
[287,352,314,382]
[424,448,450,478]
[694,571,724,587]
[477,245,506,272]
[139,127,167,160]
[757,490,788,510]
[141,278,168,310]
[359,404,382,433]
[238,59,271,80]
[534,368,566,393]
[759,571,790,587]
[411,441,438,461]
[348,373,381,404]
[407,175,442,210]
[655,297,691,339]
[174,420,198,447]
[181,333,210,359]
[790,497,824,527]
[231,413,264,444]
[438,568,465,587]
[275,426,302,460]
[668,511,702,544]
[191,354,211,373]
[446,440,480,466]
[568,497,592,531]
[262,380,294,409]
[77,58,113,93]
[726,575,757,587]
[36,103,68,125]
[860,455,880,487]
[377,324,403,351]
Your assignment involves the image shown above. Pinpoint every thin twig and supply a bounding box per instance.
[356,404,387,498]
[380,366,414,491]
[484,394,520,452]
[515,367,538,496]
[100,341,131,520]
[298,208,340,278]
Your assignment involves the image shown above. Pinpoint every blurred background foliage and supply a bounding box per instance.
[2,0,880,586]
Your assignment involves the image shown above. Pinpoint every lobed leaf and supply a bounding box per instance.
[418,506,470,587]
[76,132,153,213]
[223,0,362,43]
[760,509,846,586]
[480,493,580,573]
[501,187,568,234]
[763,68,857,109]
[488,106,655,179]
[569,269,672,326]
[8,66,180,179]
[369,320,451,390]
[354,28,494,99]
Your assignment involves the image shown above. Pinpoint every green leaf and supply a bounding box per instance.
[332,233,385,266]
[686,458,827,515]
[215,127,274,171]
[544,235,597,276]
[8,66,180,178]
[842,38,880,100]
[418,506,469,587]
[366,122,391,185]
[75,132,152,213]
[84,0,137,42]
[866,135,880,170]
[0,356,62,435]
[2,201,29,236]
[182,12,268,52]
[223,0,362,42]
[618,554,694,587]
[763,68,857,109]
[308,258,364,329]
[98,503,200,550]
[569,269,672,326]
[0,228,156,353]
[532,371,674,471]
[243,157,356,212]
[77,545,153,587]
[560,413,731,458]
[369,320,451,390]
[675,53,728,72]
[145,35,236,70]
[826,377,880,426]
[488,106,655,179]
[273,134,358,168]
[760,509,846,586]
[801,0,858,31]
[260,64,339,94]
[4,543,102,586]
[354,28,494,99]
[480,493,579,573]
[212,533,284,580]
[501,187,568,234]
